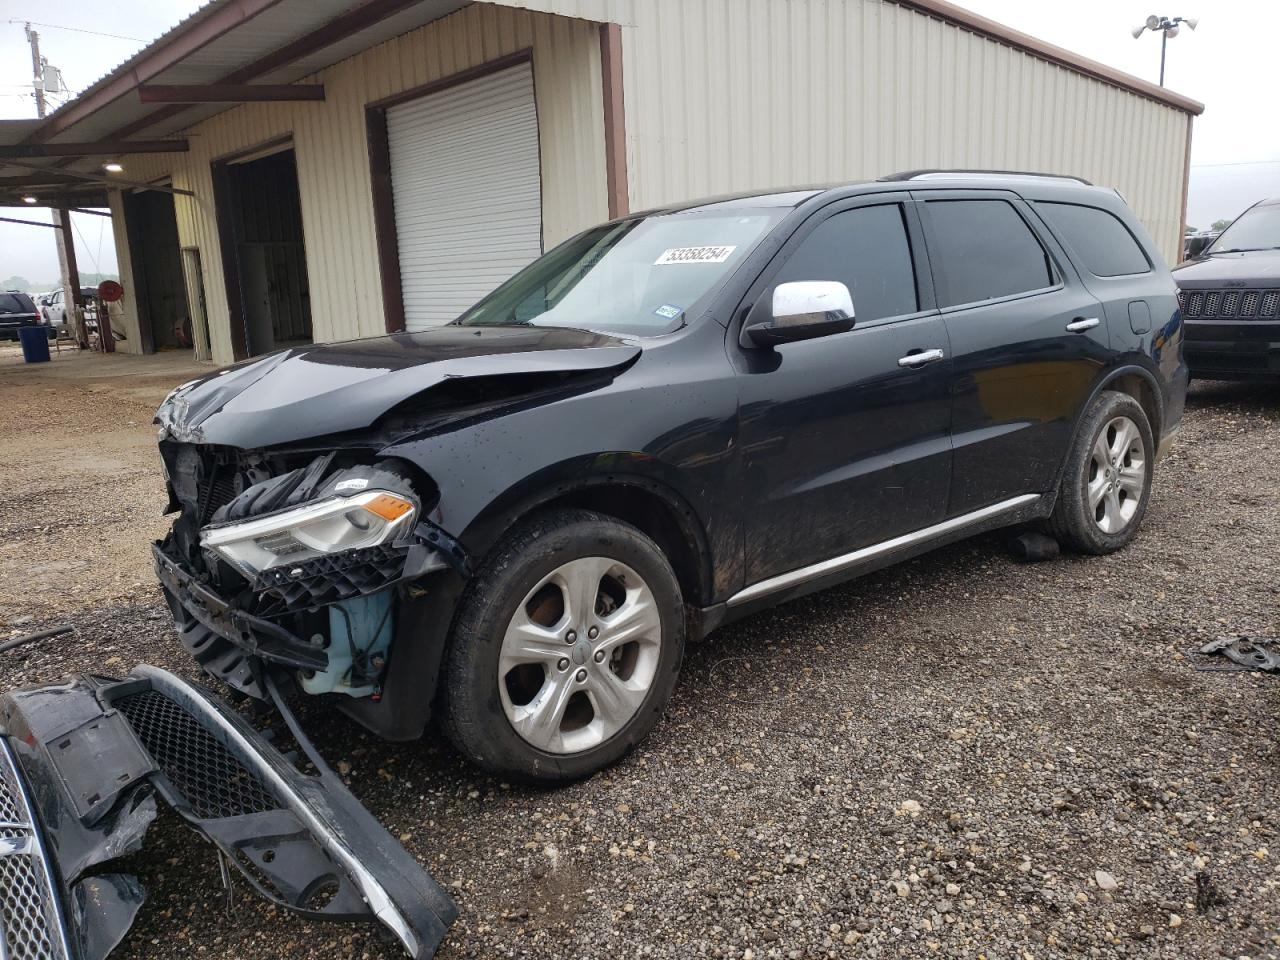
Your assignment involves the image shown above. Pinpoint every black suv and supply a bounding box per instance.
[1173,197,1280,380]
[153,171,1187,783]
[0,291,41,340]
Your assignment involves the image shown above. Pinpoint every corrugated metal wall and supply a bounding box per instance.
[491,0,1191,265]
[117,0,1192,365]
[123,4,608,365]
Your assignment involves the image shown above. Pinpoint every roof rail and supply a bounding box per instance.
[879,169,1093,186]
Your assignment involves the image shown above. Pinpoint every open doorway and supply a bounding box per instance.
[213,144,313,359]
[122,189,191,354]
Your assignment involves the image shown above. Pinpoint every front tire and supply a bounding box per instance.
[441,509,685,785]
[1048,390,1154,554]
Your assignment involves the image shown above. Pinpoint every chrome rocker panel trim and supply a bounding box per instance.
[727,494,1043,607]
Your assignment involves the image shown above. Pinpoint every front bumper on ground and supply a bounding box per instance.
[1183,319,1280,380]
[0,666,457,959]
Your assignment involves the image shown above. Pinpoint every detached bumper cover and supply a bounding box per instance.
[0,667,457,960]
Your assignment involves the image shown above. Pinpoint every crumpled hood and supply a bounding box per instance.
[157,325,641,448]
[1172,249,1280,287]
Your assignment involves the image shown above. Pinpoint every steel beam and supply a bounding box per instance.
[0,160,194,197]
[137,84,325,103]
[0,141,188,159]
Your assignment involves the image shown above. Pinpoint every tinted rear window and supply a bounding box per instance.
[924,199,1055,307]
[1035,202,1151,277]
[0,294,35,314]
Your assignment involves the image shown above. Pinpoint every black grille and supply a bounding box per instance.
[1181,287,1280,320]
[114,691,278,820]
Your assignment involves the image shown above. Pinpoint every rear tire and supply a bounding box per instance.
[441,509,685,785]
[1048,390,1154,554]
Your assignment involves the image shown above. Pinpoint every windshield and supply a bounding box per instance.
[457,210,783,335]
[1208,203,1280,254]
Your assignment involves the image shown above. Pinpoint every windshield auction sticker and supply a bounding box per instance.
[654,245,737,265]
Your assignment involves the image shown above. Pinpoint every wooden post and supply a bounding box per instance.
[56,199,87,349]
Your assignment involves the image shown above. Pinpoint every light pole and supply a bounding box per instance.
[1131,15,1198,87]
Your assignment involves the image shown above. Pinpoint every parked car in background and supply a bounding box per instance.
[37,290,67,338]
[1173,197,1280,380]
[39,287,100,339]
[0,291,41,340]
[1183,230,1220,260]
[153,171,1187,785]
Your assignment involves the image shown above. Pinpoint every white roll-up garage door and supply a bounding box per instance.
[387,62,543,331]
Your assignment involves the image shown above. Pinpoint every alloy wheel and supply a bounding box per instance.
[1088,415,1146,534]
[498,556,662,754]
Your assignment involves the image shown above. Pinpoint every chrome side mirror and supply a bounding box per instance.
[743,280,856,348]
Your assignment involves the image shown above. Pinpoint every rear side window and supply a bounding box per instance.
[0,294,34,314]
[1035,202,1151,277]
[773,204,919,322]
[924,199,1055,307]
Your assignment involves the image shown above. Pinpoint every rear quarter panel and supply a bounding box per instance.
[1023,187,1187,440]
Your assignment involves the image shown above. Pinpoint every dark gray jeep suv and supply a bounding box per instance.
[152,171,1187,785]
[1173,197,1280,380]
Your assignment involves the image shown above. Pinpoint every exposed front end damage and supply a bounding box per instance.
[155,446,469,729]
[0,667,457,959]
[149,327,647,741]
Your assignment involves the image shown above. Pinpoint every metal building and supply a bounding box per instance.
[0,0,1203,367]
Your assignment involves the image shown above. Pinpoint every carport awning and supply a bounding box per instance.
[0,0,491,208]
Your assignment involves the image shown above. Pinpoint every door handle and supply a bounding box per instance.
[1066,317,1100,332]
[897,348,946,369]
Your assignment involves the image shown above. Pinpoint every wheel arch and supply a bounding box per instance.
[459,460,717,611]
[1052,361,1164,494]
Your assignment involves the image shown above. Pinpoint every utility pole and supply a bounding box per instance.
[25,23,45,116]
[25,23,84,347]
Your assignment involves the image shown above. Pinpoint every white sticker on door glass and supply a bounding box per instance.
[654,245,737,265]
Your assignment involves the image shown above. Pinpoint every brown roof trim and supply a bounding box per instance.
[105,0,433,145]
[27,0,290,143]
[889,0,1205,116]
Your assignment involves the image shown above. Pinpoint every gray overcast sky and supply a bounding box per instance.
[0,0,204,287]
[0,0,1274,284]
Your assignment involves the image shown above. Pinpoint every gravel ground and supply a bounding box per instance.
[1,369,1278,960]
[0,342,206,626]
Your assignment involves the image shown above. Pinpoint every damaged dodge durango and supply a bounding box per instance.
[153,172,1187,785]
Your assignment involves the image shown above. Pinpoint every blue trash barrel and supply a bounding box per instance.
[18,325,51,363]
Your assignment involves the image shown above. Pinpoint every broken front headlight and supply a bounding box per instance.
[201,490,416,577]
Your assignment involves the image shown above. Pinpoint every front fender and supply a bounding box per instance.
[461,456,717,586]
[380,331,742,597]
